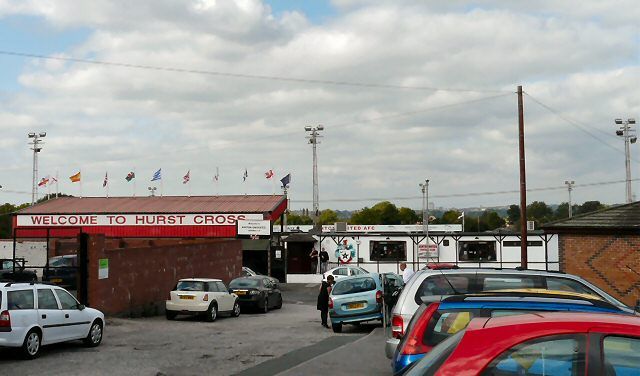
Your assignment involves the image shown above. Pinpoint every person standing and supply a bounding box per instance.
[400,262,415,284]
[317,275,334,328]
[309,247,319,274]
[319,247,329,273]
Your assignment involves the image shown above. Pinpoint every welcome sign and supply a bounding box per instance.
[16,213,264,227]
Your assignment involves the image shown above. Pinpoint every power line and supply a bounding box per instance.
[0,50,511,94]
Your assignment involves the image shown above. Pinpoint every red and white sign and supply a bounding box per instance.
[16,213,263,227]
[418,244,438,259]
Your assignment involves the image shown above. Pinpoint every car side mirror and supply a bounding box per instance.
[77,304,85,311]
[635,299,640,313]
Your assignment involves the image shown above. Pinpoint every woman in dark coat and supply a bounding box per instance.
[317,275,334,328]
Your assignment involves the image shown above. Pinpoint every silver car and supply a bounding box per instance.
[385,267,631,358]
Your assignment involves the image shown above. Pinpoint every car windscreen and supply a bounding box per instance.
[332,277,377,295]
[49,257,74,267]
[405,330,465,376]
[229,279,260,288]
[176,281,205,291]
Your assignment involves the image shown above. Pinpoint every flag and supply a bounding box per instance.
[49,176,57,186]
[38,177,49,187]
[265,169,274,179]
[125,171,135,182]
[151,169,161,181]
[183,170,190,184]
[103,172,108,187]
[457,212,465,220]
[242,168,248,182]
[69,171,81,183]
[214,168,219,182]
[280,173,291,187]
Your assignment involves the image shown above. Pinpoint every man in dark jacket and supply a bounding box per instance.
[317,275,334,328]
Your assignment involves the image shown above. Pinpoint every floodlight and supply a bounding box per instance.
[317,125,324,131]
[39,132,46,137]
[616,130,624,136]
[304,126,312,131]
[28,133,36,138]
[631,137,637,144]
[628,119,636,125]
[615,119,623,124]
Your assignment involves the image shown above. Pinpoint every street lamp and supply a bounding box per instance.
[305,125,324,227]
[419,179,430,268]
[28,131,46,205]
[564,180,575,218]
[615,118,636,203]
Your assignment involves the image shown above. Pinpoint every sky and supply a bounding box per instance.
[0,0,638,211]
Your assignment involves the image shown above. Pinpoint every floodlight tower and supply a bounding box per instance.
[28,132,46,205]
[305,125,324,226]
[615,118,637,203]
[564,180,575,218]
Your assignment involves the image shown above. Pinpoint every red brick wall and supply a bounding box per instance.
[86,234,242,316]
[559,233,640,307]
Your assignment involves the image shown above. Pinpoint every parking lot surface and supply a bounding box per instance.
[0,284,383,376]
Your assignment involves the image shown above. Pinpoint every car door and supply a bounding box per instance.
[6,288,38,341]
[214,282,232,311]
[263,279,275,307]
[37,288,65,344]
[54,288,91,340]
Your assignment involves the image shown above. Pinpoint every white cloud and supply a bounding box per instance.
[0,0,638,210]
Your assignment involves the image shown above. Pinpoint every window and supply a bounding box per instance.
[503,241,543,247]
[333,268,349,276]
[262,279,272,288]
[55,289,80,309]
[414,275,472,305]
[216,282,228,292]
[458,241,496,261]
[229,279,260,288]
[370,241,406,262]
[482,335,586,376]
[407,330,465,376]
[176,281,205,291]
[443,240,450,246]
[425,311,475,346]
[602,336,640,375]
[350,268,365,276]
[8,289,34,310]
[545,277,596,296]
[332,277,377,295]
[37,289,59,309]
[479,274,540,291]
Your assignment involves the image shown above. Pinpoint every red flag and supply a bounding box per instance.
[38,177,49,187]
[265,169,274,179]
[183,170,190,184]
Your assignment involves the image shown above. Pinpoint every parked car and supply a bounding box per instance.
[241,266,279,284]
[329,273,383,333]
[382,272,404,314]
[323,265,369,282]
[228,276,282,313]
[165,278,240,321]
[0,259,37,283]
[0,282,104,359]
[385,267,631,358]
[43,255,77,290]
[404,311,640,376]
[392,290,633,375]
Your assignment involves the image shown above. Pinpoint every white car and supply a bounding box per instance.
[323,266,369,282]
[165,278,240,322]
[241,267,279,284]
[0,282,104,359]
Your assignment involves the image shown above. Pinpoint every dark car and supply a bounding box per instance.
[0,258,38,282]
[43,255,77,290]
[228,276,283,313]
[383,272,404,313]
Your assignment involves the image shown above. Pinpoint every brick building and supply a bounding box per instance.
[543,202,640,308]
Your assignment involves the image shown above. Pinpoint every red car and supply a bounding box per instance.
[405,312,640,376]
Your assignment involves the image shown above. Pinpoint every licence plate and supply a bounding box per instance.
[235,291,246,295]
[347,302,365,309]
[179,295,195,300]
[51,278,63,283]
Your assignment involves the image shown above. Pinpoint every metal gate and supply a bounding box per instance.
[8,227,88,305]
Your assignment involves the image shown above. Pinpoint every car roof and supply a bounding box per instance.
[333,273,379,283]
[232,276,266,280]
[2,282,63,290]
[178,278,222,282]
[472,311,640,332]
[418,267,567,276]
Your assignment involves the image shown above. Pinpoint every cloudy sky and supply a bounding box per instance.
[0,0,638,211]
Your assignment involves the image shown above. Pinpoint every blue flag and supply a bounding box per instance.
[151,168,162,181]
[280,173,291,187]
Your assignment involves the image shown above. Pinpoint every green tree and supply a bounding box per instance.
[372,201,400,225]
[527,201,553,225]
[397,207,419,224]
[440,210,463,225]
[577,201,605,215]
[507,204,520,225]
[317,209,339,225]
[483,211,505,230]
[350,207,379,225]
[286,213,313,225]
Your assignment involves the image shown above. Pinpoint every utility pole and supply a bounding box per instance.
[305,125,324,227]
[565,180,575,218]
[615,118,636,203]
[517,86,528,269]
[28,132,46,205]
[419,179,429,270]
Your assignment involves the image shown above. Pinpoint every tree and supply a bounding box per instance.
[439,210,463,225]
[397,207,420,224]
[483,211,505,230]
[286,213,313,225]
[317,209,339,225]
[372,201,400,225]
[527,201,553,225]
[350,207,379,225]
[507,204,520,225]
[577,201,605,215]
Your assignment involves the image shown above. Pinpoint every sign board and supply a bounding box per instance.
[16,213,263,227]
[320,224,462,233]
[527,221,535,231]
[418,244,438,259]
[237,220,272,237]
[98,258,109,279]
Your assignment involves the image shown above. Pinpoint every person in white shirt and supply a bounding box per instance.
[400,262,414,283]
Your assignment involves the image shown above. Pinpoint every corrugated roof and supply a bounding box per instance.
[18,195,286,214]
[543,201,640,231]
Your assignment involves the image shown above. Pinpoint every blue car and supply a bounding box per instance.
[392,291,632,375]
[329,273,384,333]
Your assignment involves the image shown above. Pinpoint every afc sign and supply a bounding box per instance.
[16,213,264,227]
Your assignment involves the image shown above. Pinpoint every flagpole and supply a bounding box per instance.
[55,170,59,198]
[133,167,136,197]
[215,167,219,196]
[161,177,163,197]
[79,169,83,198]
[106,172,109,198]
[272,168,275,195]
[188,170,191,198]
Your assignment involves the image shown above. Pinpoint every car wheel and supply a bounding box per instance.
[83,320,103,347]
[165,310,177,320]
[275,296,282,309]
[262,298,269,313]
[331,323,342,333]
[232,301,241,317]
[206,303,218,322]
[21,329,41,359]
